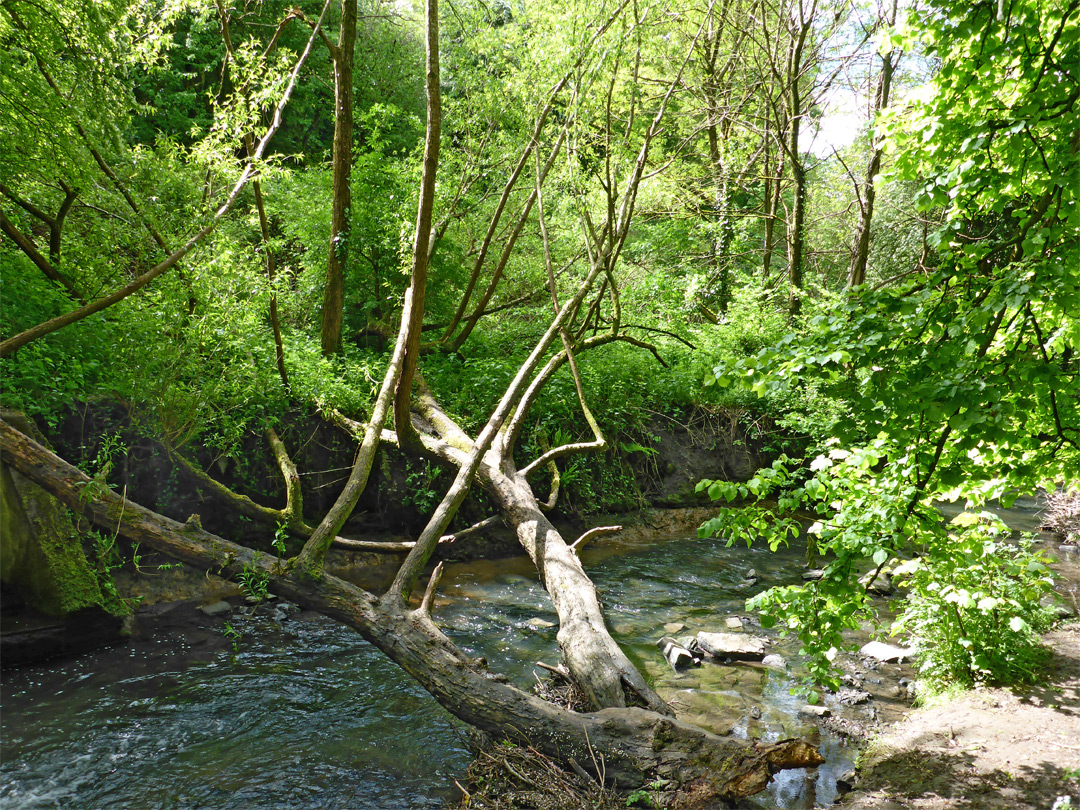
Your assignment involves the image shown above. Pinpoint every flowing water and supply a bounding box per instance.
[437,532,863,808]
[1,499,1065,810]
[0,608,468,809]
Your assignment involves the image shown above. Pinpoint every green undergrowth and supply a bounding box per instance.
[892,515,1057,695]
[3,241,817,517]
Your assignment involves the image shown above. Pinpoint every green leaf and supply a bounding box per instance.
[1009,616,1029,633]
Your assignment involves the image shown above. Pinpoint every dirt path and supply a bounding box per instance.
[836,622,1080,810]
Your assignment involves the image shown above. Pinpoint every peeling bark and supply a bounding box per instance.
[481,462,671,715]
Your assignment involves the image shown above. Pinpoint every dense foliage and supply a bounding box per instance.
[1,0,1075,692]
[699,0,1078,689]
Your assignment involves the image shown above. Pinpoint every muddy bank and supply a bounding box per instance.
[831,534,1080,810]
[39,403,766,548]
[835,621,1080,810]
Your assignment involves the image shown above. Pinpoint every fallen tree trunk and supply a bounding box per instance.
[410,392,671,715]
[480,461,670,715]
[0,417,824,800]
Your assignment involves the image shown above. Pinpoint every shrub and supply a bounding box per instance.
[891,513,1057,693]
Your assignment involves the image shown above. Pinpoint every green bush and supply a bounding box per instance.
[892,513,1057,693]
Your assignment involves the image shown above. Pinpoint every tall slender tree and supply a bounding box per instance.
[321,0,358,354]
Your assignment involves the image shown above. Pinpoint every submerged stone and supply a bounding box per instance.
[657,636,701,669]
[198,600,232,617]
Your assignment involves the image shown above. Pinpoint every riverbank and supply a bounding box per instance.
[4,508,1075,810]
[835,621,1080,810]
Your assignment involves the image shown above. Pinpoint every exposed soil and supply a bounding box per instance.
[633,409,777,507]
[836,621,1080,810]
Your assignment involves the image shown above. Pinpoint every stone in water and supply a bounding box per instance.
[696,631,767,661]
[860,641,915,663]
[657,636,700,669]
[198,600,232,617]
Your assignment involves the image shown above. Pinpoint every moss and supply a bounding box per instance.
[35,529,112,614]
[1,458,124,617]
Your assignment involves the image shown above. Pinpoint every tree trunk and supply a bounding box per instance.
[295,0,441,571]
[785,69,806,317]
[321,0,358,355]
[762,133,785,282]
[705,118,735,311]
[480,462,669,715]
[848,0,898,288]
[394,0,441,449]
[783,7,811,317]
[0,416,824,800]
[788,153,806,315]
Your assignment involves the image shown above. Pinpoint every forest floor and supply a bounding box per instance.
[836,621,1080,810]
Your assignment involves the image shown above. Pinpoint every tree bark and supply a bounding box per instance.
[784,10,810,318]
[848,0,899,288]
[480,462,670,715]
[761,131,784,282]
[394,0,441,450]
[0,416,824,799]
[320,0,358,355]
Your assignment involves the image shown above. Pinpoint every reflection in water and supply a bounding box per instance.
[3,530,894,810]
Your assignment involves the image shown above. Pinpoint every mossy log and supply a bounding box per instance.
[0,411,112,617]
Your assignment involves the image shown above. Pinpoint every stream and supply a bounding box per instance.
[0,498,1062,810]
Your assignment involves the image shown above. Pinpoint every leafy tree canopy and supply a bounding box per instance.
[699,0,1078,688]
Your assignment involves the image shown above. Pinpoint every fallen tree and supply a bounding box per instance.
[0,417,824,800]
[0,0,824,798]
